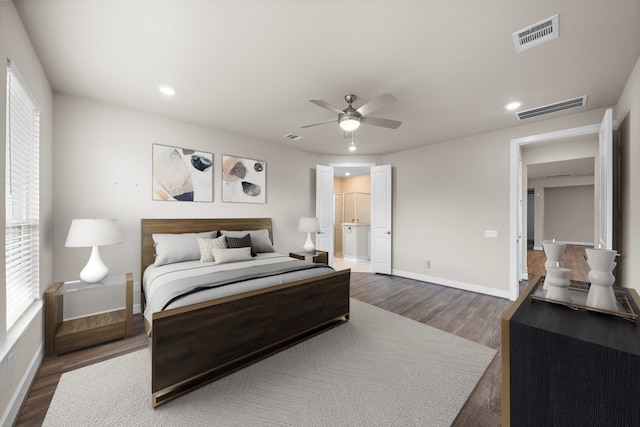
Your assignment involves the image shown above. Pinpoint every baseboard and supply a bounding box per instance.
[392,269,512,300]
[0,343,43,427]
[569,241,594,246]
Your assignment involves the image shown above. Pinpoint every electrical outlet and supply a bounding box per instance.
[424,259,430,269]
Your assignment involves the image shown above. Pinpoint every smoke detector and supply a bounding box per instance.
[516,96,587,120]
[513,14,559,53]
[283,133,303,141]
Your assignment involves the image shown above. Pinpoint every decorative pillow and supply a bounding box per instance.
[224,234,256,257]
[211,247,253,264]
[197,235,227,262]
[220,229,275,253]
[152,231,217,266]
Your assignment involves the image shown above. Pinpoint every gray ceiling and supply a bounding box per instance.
[13,0,640,156]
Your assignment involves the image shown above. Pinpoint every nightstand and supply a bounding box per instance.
[289,250,328,264]
[44,273,133,356]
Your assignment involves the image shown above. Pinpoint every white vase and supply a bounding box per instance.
[585,248,617,311]
[545,267,572,303]
[542,241,566,290]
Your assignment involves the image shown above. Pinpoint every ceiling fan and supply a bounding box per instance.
[301,93,402,132]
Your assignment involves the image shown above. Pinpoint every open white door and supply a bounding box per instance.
[370,165,392,274]
[316,165,334,265]
[598,108,613,250]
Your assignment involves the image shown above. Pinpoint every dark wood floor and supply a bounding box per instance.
[15,258,588,426]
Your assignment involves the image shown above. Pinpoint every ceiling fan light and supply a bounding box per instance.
[339,115,361,131]
[158,85,176,96]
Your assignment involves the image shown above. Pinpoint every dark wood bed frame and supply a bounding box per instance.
[141,218,351,407]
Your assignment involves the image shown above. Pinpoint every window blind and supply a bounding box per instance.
[6,59,40,330]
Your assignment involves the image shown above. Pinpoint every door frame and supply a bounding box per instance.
[509,123,601,300]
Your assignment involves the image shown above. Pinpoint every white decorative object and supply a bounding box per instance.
[298,217,320,253]
[542,239,566,290]
[585,248,618,311]
[544,267,572,303]
[65,219,122,283]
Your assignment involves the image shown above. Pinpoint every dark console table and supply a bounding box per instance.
[502,276,640,427]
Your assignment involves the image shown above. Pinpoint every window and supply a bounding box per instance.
[5,59,40,330]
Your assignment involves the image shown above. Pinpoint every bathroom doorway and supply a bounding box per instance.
[332,166,372,272]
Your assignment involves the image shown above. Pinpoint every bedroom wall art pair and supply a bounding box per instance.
[152,143,266,204]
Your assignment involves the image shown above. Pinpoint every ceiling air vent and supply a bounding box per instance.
[516,96,587,121]
[283,133,303,141]
[513,14,559,53]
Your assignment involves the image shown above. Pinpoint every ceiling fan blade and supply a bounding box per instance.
[309,99,345,115]
[362,116,402,129]
[356,93,396,116]
[300,118,337,128]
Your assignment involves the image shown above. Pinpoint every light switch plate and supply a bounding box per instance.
[484,230,498,239]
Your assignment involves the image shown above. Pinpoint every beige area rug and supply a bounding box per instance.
[44,299,496,427]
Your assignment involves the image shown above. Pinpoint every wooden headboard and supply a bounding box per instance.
[140,218,273,280]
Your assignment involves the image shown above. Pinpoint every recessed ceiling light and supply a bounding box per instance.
[506,101,521,110]
[158,85,176,96]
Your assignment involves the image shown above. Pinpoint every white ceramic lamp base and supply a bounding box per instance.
[302,232,316,253]
[79,246,109,283]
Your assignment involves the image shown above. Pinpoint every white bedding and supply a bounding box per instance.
[143,253,334,323]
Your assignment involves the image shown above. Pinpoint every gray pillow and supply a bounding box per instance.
[220,229,275,253]
[153,231,217,266]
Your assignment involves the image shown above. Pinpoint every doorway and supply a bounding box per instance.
[332,166,372,273]
[509,109,614,300]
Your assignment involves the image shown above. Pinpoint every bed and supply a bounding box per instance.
[140,218,351,407]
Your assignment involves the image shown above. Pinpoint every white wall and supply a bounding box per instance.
[381,108,611,297]
[0,2,54,425]
[528,174,595,249]
[53,94,325,287]
[544,185,594,244]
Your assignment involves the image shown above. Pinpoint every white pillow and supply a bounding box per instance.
[153,231,217,266]
[211,247,253,264]
[220,229,275,253]
[197,235,227,262]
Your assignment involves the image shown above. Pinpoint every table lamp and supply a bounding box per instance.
[298,217,320,253]
[65,218,122,283]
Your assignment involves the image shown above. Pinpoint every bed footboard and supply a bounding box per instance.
[151,268,350,407]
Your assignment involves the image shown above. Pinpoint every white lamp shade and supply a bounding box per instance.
[298,217,320,233]
[65,218,122,247]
